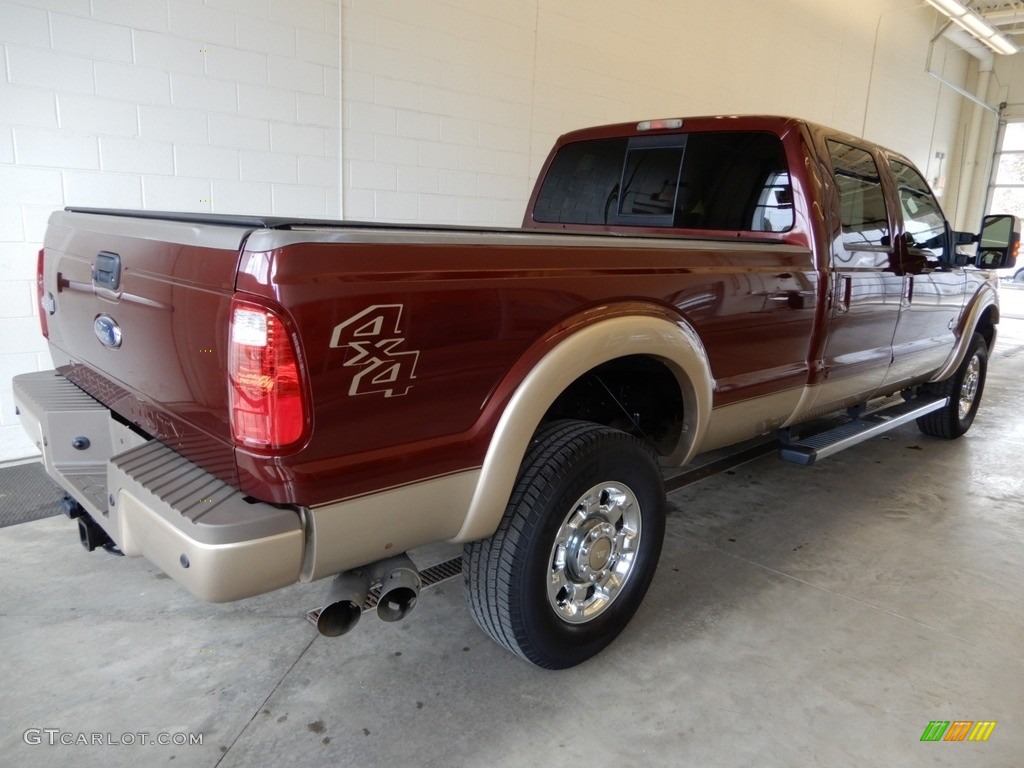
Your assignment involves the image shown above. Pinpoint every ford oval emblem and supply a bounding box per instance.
[94,314,122,349]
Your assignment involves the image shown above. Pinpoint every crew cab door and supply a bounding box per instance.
[880,158,966,387]
[819,139,902,402]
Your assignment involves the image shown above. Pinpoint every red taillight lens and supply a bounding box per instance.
[228,298,307,449]
[37,248,49,339]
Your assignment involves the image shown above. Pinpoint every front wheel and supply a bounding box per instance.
[463,420,666,669]
[916,332,989,439]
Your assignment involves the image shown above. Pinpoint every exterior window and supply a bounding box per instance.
[534,132,792,232]
[890,160,947,260]
[751,171,793,232]
[619,146,685,219]
[988,122,1024,217]
[532,138,626,225]
[827,141,889,248]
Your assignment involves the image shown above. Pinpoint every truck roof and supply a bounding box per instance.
[552,115,809,145]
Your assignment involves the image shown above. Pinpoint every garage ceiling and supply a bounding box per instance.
[978,0,1024,32]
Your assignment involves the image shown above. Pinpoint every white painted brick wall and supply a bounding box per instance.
[94,63,171,106]
[51,13,134,60]
[169,73,239,114]
[64,171,143,208]
[58,94,139,137]
[174,144,240,180]
[0,0,341,460]
[7,46,96,93]
[99,137,174,175]
[236,16,297,57]
[1,4,50,47]
[13,127,98,169]
[237,83,297,122]
[341,0,534,225]
[209,114,270,150]
[0,86,58,128]
[340,0,972,228]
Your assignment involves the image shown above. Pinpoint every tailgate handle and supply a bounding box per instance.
[93,251,122,291]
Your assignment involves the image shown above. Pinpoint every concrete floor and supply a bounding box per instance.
[2,290,1023,768]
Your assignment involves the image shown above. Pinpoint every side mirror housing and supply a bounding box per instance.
[976,214,1020,270]
[951,229,976,266]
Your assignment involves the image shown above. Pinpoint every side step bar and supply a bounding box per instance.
[779,396,948,466]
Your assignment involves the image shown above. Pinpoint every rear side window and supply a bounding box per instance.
[827,140,890,248]
[534,131,793,232]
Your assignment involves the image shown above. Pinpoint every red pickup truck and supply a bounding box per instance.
[14,115,1019,668]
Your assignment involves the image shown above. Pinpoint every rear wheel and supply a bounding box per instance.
[916,332,988,439]
[463,420,666,669]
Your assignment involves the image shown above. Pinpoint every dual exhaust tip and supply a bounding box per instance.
[316,554,421,638]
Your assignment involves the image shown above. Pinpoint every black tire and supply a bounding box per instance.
[1013,269,1024,284]
[916,332,988,439]
[463,420,666,669]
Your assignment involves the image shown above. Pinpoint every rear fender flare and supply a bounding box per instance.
[452,311,713,543]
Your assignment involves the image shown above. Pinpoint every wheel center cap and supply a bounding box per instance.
[567,519,618,582]
[588,537,613,571]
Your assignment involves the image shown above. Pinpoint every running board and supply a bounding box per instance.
[778,396,949,466]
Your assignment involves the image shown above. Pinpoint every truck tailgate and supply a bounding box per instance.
[41,209,255,485]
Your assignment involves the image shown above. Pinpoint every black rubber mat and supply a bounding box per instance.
[0,463,64,528]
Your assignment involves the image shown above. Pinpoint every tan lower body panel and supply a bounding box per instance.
[301,470,480,582]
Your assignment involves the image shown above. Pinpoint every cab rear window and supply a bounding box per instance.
[534,131,793,232]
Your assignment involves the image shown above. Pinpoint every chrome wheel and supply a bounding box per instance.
[547,482,642,624]
[958,353,981,420]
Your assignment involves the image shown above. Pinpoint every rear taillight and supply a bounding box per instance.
[228,298,308,449]
[37,248,49,339]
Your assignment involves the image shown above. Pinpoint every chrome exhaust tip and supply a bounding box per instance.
[316,569,372,637]
[375,563,421,622]
[314,554,422,636]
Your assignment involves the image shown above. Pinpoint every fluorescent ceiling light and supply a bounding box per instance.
[925,0,1020,55]
[988,32,1020,56]
[958,11,995,38]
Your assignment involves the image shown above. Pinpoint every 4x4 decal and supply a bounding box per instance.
[329,304,420,397]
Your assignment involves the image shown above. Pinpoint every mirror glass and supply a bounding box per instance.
[980,214,1013,248]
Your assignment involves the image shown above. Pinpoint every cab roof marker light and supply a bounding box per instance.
[637,118,684,132]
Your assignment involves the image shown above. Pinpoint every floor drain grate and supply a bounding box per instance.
[420,556,463,587]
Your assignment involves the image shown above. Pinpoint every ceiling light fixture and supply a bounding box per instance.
[925,0,1020,55]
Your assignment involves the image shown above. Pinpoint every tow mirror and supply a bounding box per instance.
[976,214,1020,270]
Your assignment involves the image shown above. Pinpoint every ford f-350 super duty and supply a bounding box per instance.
[13,116,1020,668]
